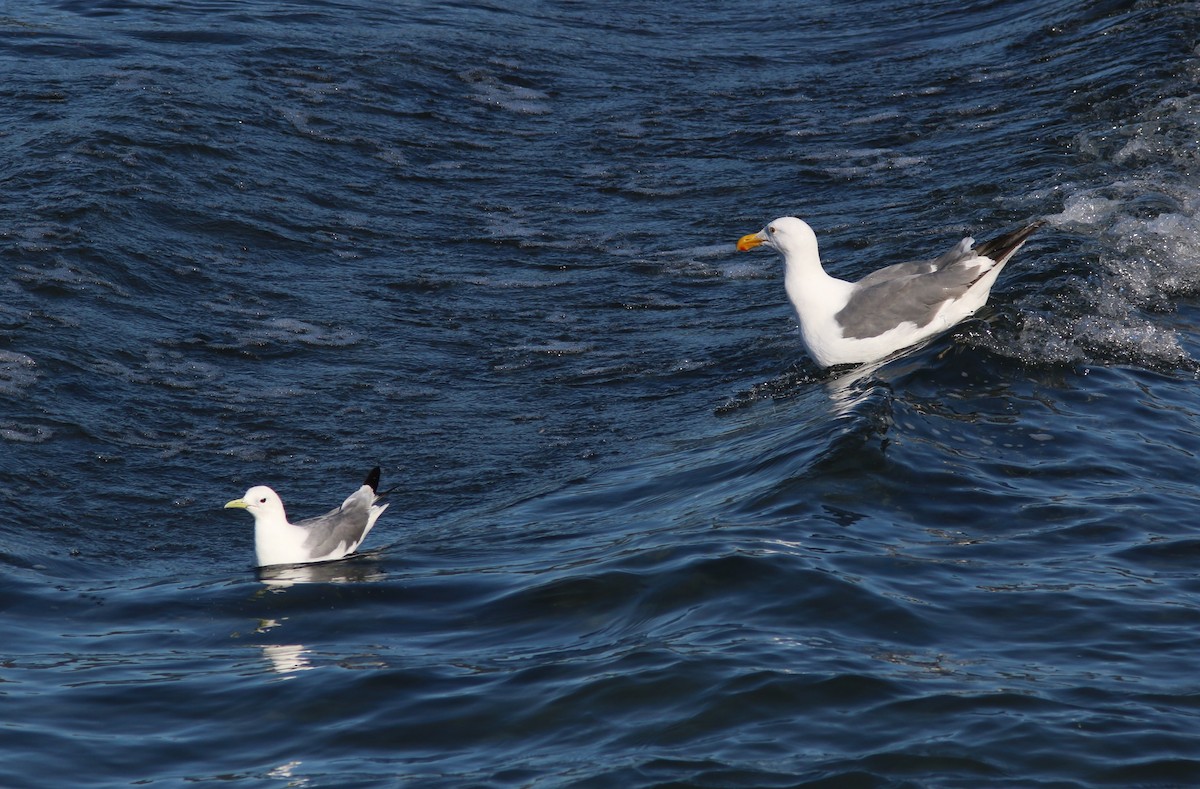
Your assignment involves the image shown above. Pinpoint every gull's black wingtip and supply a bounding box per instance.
[363,466,381,492]
[975,219,1046,262]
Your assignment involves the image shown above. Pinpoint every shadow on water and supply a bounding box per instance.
[255,554,388,589]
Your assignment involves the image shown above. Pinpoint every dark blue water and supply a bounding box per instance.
[4,0,1200,786]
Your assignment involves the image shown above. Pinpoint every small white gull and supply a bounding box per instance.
[225,467,389,568]
[736,216,1044,367]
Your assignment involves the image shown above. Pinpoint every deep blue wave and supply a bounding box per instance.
[3,0,1200,786]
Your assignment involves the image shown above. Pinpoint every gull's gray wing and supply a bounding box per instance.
[836,222,1044,340]
[852,237,974,289]
[297,484,375,559]
[836,259,987,339]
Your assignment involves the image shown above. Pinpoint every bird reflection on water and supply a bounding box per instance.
[255,555,388,589]
[251,556,389,676]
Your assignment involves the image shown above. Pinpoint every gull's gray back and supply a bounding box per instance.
[835,239,985,340]
[299,489,373,559]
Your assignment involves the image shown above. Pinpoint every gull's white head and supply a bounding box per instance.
[224,485,288,525]
[736,216,819,259]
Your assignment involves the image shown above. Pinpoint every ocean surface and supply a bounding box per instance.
[3,0,1200,786]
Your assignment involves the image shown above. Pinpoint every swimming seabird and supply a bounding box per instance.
[736,216,1044,367]
[224,467,389,568]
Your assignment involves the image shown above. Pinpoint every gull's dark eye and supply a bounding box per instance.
[768,226,776,234]
[259,497,268,504]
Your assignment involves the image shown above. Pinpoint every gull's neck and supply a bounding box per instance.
[253,508,307,567]
[780,237,850,317]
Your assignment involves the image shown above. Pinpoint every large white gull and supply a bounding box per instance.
[736,216,1044,367]
[225,467,389,568]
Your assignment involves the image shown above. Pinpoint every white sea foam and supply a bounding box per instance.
[1007,83,1200,370]
[1048,193,1121,226]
